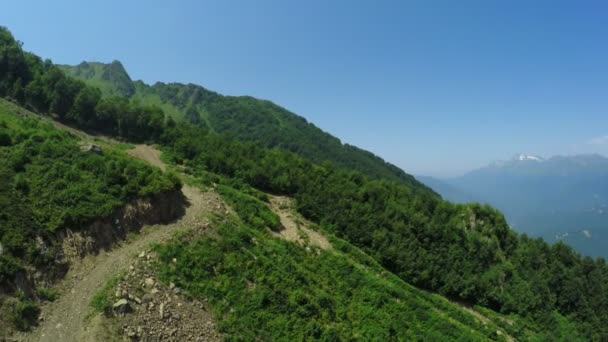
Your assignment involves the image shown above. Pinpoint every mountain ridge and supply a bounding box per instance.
[60,60,427,189]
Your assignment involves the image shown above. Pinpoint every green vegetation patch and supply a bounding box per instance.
[91,274,122,315]
[154,206,493,341]
[216,185,280,232]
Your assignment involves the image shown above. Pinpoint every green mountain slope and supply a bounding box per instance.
[154,184,548,340]
[60,61,425,187]
[2,26,607,340]
[59,61,135,97]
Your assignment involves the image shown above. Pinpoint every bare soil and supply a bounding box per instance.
[269,195,331,250]
[128,145,166,171]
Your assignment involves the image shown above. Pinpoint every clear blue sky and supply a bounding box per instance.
[3,0,608,177]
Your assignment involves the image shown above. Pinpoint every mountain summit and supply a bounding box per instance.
[60,60,135,97]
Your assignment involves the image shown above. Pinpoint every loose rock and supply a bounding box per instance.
[113,298,131,314]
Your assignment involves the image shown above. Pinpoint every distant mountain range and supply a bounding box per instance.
[419,154,608,258]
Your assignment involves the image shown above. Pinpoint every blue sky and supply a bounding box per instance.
[2,0,608,176]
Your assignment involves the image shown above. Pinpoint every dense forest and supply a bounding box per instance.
[2,26,608,339]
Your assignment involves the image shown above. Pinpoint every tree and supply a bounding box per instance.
[49,76,82,118]
[185,104,201,125]
[70,86,101,128]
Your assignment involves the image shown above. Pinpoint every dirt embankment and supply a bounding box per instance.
[60,188,185,261]
[14,144,224,342]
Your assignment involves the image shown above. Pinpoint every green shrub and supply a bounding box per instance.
[36,287,58,302]
[11,299,40,331]
[218,185,280,232]
[0,131,11,146]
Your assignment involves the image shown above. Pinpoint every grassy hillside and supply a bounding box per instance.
[60,62,427,187]
[154,182,580,340]
[0,99,180,331]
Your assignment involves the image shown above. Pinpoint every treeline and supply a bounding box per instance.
[0,28,166,142]
[1,26,607,339]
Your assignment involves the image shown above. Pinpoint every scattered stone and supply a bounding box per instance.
[79,143,103,154]
[127,293,142,305]
[113,298,131,314]
[107,222,222,342]
[159,302,165,319]
[145,277,155,287]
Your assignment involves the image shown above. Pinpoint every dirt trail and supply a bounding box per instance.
[269,195,331,250]
[21,145,217,342]
[127,144,166,171]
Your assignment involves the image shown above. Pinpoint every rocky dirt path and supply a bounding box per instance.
[20,145,220,342]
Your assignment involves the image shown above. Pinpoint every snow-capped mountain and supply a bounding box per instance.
[515,153,544,161]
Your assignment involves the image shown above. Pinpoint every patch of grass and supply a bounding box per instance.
[35,287,58,302]
[113,142,135,151]
[90,274,122,315]
[217,185,280,232]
